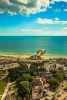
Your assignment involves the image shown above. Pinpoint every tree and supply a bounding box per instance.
[38,67,46,72]
[53,71,64,82]
[17,81,31,99]
[21,74,32,82]
[19,64,28,70]
[49,79,60,91]
[26,68,35,76]
[8,68,19,82]
[7,64,29,82]
[30,65,38,72]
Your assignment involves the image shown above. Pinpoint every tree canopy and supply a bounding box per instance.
[49,78,60,91]
[21,74,32,82]
[17,81,31,99]
[53,71,64,82]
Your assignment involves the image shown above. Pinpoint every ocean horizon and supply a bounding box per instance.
[0,36,67,56]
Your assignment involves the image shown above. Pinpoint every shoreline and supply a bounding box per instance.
[0,54,67,59]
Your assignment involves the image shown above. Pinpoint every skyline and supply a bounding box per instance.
[0,0,67,36]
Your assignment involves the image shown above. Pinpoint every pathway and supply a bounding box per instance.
[1,83,11,100]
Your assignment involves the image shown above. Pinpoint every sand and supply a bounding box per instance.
[0,54,67,60]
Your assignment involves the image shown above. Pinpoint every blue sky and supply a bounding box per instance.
[0,0,67,36]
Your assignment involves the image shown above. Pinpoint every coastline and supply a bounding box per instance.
[0,53,67,59]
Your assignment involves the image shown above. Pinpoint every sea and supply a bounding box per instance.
[0,36,67,56]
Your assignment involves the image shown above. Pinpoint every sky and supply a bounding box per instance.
[0,0,67,36]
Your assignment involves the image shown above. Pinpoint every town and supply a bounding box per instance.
[0,49,67,100]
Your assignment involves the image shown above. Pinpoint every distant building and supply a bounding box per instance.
[28,55,43,60]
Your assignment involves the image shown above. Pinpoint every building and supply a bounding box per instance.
[28,55,43,60]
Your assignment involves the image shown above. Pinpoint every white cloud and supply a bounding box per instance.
[38,8,47,13]
[21,29,42,32]
[20,28,67,36]
[62,27,67,30]
[20,29,67,36]
[16,0,30,4]
[0,0,49,15]
[55,18,59,20]
[63,9,67,12]
[54,9,61,12]
[0,0,67,16]
[48,6,52,9]
[37,18,67,24]
[44,27,49,30]
[0,28,67,36]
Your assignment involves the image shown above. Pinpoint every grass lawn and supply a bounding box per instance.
[0,77,8,95]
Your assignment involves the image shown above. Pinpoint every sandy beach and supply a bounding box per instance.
[0,54,67,60]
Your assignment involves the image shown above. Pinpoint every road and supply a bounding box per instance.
[1,83,11,100]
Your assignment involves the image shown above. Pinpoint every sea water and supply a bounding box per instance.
[0,36,67,56]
